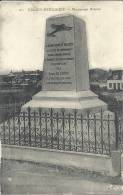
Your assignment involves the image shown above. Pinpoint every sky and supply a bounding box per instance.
[0,1,123,73]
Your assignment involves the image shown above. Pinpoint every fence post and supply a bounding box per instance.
[13,111,15,145]
[39,108,42,148]
[61,108,65,150]
[23,111,26,145]
[87,111,90,152]
[18,113,20,146]
[34,110,37,147]
[100,110,104,154]
[115,111,119,150]
[68,112,71,151]
[50,108,53,149]
[56,112,59,150]
[74,109,77,151]
[107,113,111,155]
[28,107,31,146]
[45,110,48,147]
[94,113,97,153]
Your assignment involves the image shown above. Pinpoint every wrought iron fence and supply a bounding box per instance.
[0,107,122,156]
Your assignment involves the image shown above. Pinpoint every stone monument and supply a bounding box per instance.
[23,15,107,111]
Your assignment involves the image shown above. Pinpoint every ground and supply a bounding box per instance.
[1,159,123,195]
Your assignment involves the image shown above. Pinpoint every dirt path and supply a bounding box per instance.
[1,159,123,195]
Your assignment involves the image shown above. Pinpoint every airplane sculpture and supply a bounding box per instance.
[47,24,72,37]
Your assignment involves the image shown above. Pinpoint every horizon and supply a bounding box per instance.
[0,67,123,75]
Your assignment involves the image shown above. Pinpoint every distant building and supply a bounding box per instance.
[0,70,43,118]
[0,70,43,103]
[0,70,43,91]
[11,70,42,84]
[107,70,123,91]
[0,75,11,89]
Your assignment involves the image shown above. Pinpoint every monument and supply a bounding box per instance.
[1,15,117,155]
[23,15,107,111]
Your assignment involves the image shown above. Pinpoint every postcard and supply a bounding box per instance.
[0,1,123,194]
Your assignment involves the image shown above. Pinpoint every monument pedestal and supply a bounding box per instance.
[22,90,107,112]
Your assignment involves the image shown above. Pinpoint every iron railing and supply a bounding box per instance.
[0,107,122,155]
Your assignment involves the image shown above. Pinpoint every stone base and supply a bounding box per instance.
[22,90,107,112]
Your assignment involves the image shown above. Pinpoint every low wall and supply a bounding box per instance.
[1,144,121,177]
